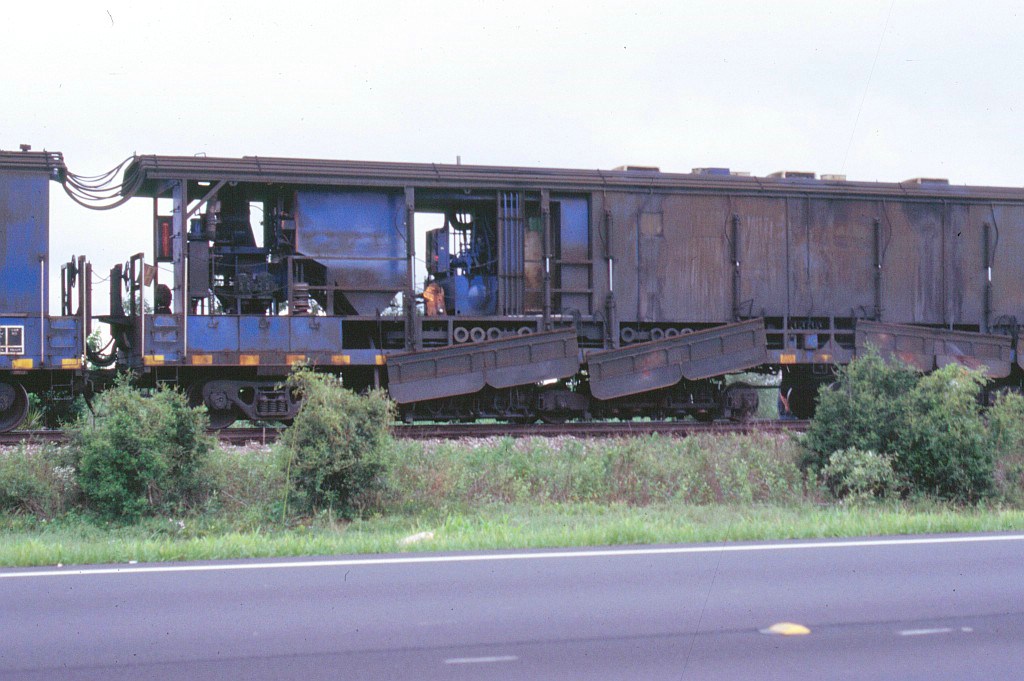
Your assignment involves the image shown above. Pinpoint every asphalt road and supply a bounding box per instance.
[1,534,1022,680]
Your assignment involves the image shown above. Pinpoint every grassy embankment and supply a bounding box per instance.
[2,432,1023,567]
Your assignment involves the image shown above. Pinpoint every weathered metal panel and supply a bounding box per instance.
[949,204,983,326]
[386,329,580,404]
[606,191,642,322]
[0,171,48,314]
[293,189,407,315]
[881,202,946,325]
[660,194,731,322]
[735,196,788,318]
[855,320,1012,378]
[786,198,876,318]
[988,204,1024,332]
[587,318,768,401]
[608,192,734,323]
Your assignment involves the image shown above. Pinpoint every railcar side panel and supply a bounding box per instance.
[735,196,789,319]
[987,204,1024,330]
[0,172,48,316]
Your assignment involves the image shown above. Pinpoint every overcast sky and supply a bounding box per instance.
[4,1,1023,307]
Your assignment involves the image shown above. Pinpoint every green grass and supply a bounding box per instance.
[1,502,1022,568]
[2,432,1023,568]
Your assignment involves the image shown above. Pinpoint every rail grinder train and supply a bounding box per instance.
[2,147,1023,431]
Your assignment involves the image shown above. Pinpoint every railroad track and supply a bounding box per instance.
[0,419,809,446]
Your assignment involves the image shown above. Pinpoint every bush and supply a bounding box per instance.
[37,389,88,429]
[278,370,393,517]
[0,445,78,517]
[803,350,917,471]
[805,351,999,503]
[987,392,1024,503]
[822,448,899,501]
[70,378,214,519]
[894,365,993,502]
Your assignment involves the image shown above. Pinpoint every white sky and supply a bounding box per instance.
[3,1,1023,309]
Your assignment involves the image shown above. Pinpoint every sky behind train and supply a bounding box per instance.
[3,1,1023,308]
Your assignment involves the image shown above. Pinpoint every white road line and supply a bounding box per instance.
[899,628,954,636]
[1,534,1022,580]
[445,656,518,665]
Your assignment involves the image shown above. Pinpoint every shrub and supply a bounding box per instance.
[38,389,88,429]
[70,378,213,519]
[821,448,899,501]
[894,364,992,502]
[278,369,393,517]
[804,351,1002,503]
[987,391,1024,503]
[802,349,918,471]
[0,445,78,517]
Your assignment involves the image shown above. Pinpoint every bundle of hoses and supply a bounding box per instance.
[61,154,144,210]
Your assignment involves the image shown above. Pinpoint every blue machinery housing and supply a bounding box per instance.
[1,149,1023,430]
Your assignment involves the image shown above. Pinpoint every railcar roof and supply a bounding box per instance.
[121,154,1024,202]
[0,150,66,178]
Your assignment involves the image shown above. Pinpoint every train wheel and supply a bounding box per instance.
[188,384,238,429]
[0,381,30,433]
[207,409,239,430]
[724,382,759,421]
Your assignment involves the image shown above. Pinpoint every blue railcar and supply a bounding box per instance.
[0,150,88,430]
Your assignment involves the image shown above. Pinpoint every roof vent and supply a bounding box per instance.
[821,174,847,181]
[692,167,731,176]
[904,177,949,186]
[613,165,660,173]
[768,170,816,179]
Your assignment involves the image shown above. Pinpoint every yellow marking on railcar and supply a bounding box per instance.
[332,354,351,365]
[61,358,82,369]
[375,355,387,365]
[287,354,307,366]
[11,358,33,370]
[780,353,797,364]
[191,354,213,365]
[143,355,165,366]
[239,354,260,366]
